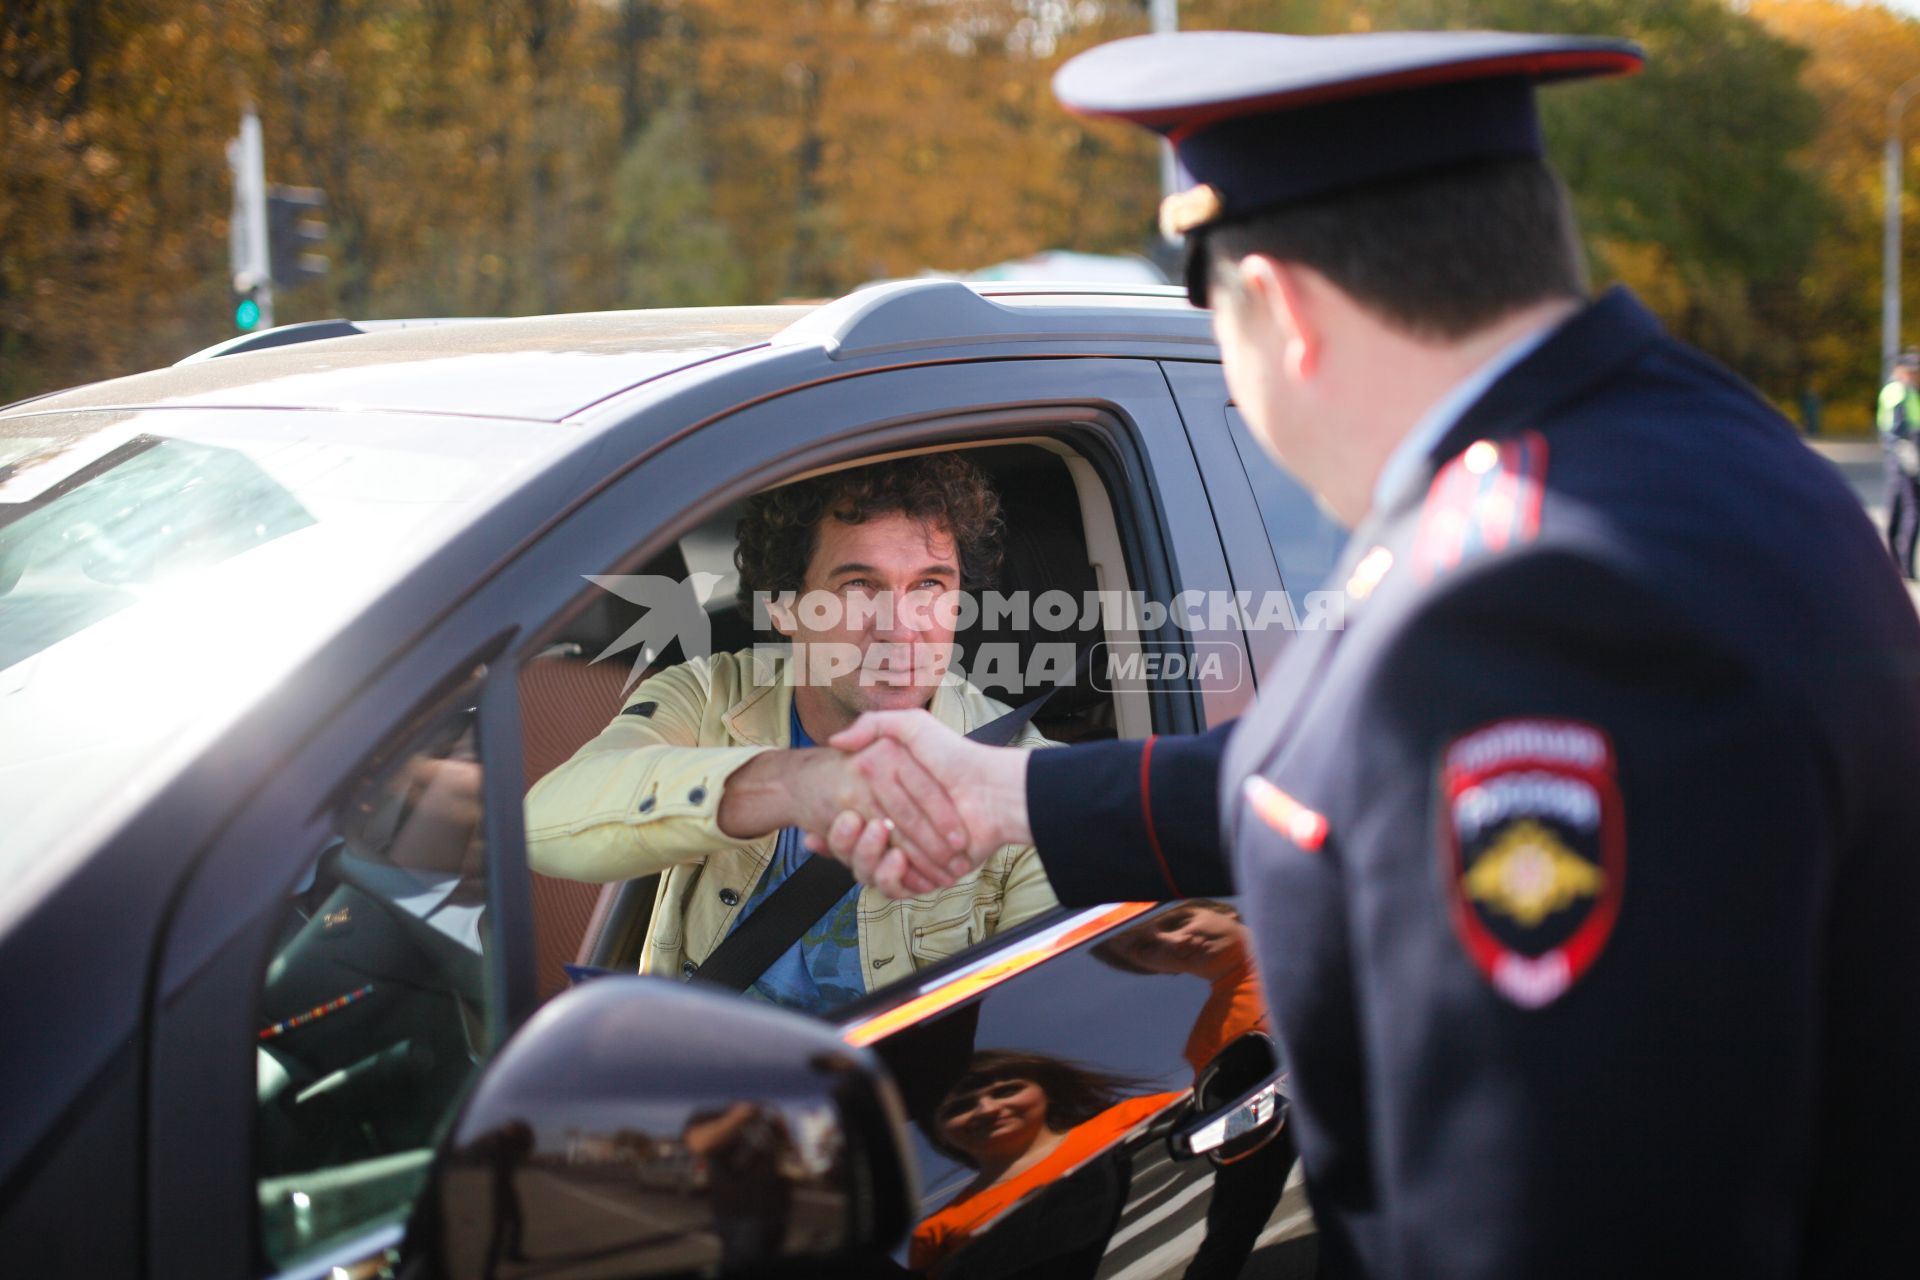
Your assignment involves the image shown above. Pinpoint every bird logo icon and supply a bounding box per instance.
[584,572,725,691]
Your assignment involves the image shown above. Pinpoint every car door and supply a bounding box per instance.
[146,631,540,1280]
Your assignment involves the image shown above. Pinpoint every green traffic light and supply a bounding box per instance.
[235,297,262,331]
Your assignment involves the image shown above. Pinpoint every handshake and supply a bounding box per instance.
[726,711,1036,899]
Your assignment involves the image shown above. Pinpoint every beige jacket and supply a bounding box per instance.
[525,648,1058,992]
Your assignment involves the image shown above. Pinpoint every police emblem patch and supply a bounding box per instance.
[1441,718,1623,1008]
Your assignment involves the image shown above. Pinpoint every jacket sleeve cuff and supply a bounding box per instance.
[1027,733,1232,906]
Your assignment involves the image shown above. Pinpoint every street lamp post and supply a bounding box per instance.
[1883,76,1920,378]
[1152,0,1180,231]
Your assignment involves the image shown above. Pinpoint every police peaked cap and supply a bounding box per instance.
[1053,30,1643,306]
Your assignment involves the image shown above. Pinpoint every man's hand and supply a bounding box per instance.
[716,744,967,871]
[803,710,1032,900]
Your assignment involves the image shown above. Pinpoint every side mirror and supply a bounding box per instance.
[413,977,916,1279]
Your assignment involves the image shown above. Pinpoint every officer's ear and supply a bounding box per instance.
[1237,254,1323,383]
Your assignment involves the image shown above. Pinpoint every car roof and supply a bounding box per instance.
[1,283,1209,425]
[5,306,813,424]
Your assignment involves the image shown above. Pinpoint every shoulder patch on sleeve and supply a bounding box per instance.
[1411,430,1548,581]
[1440,717,1623,1009]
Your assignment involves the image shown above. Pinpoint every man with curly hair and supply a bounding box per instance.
[525,454,1056,1014]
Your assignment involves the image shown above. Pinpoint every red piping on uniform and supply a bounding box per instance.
[1519,431,1549,540]
[1139,735,1183,897]
[1082,51,1644,141]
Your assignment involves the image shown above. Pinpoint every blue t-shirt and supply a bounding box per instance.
[728,705,866,1013]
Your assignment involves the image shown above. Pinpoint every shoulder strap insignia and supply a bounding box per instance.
[1411,430,1548,581]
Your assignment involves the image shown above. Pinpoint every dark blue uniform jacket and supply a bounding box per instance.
[1028,288,1920,1277]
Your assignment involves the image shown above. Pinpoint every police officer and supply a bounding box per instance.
[1877,347,1920,577]
[817,29,1920,1275]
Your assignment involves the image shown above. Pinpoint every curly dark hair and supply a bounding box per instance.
[926,1049,1149,1168]
[734,454,1004,616]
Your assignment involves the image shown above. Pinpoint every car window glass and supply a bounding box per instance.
[516,439,1221,1018]
[518,447,1113,1013]
[254,694,494,1270]
[0,408,566,887]
[1224,407,1346,598]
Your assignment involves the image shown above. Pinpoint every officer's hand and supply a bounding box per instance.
[804,710,1033,899]
[834,736,973,892]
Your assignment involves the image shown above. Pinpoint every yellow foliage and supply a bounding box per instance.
[1750,0,1920,408]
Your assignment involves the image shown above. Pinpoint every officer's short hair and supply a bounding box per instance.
[1207,156,1588,341]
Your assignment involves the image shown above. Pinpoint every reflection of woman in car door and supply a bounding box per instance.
[909,1050,1180,1278]
[1093,901,1298,1280]
[1093,900,1266,1079]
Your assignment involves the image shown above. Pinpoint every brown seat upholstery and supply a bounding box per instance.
[518,653,633,1002]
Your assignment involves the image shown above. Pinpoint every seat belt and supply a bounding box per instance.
[690,660,1082,994]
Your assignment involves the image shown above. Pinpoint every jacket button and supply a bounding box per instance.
[719,887,740,907]
[638,796,655,813]
[688,787,707,804]
[681,961,697,978]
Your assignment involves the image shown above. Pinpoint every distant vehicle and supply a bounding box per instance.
[0,281,1340,1280]
[967,250,1170,286]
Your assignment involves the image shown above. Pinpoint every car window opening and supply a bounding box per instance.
[516,437,1168,1014]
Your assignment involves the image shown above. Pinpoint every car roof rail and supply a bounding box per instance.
[970,281,1190,300]
[174,316,494,365]
[770,278,1202,361]
[175,319,367,363]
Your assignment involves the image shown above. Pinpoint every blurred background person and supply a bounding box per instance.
[1878,347,1920,577]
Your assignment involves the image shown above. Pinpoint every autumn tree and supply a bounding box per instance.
[0,0,1866,415]
[1750,0,1920,428]
[2,0,247,401]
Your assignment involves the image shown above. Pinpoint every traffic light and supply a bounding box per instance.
[229,110,274,330]
[234,287,264,330]
[267,185,329,286]
[232,275,268,332]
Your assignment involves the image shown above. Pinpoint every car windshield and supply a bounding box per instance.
[0,434,317,666]
[0,409,570,887]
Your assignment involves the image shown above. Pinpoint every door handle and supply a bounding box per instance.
[1168,1072,1287,1160]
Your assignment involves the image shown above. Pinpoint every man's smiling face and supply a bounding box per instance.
[777,511,961,734]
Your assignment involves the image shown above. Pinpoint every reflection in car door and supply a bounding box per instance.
[842,902,1315,1279]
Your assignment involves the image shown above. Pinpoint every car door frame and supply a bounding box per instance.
[145,351,1247,1280]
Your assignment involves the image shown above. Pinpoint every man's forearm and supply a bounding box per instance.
[716,750,822,838]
